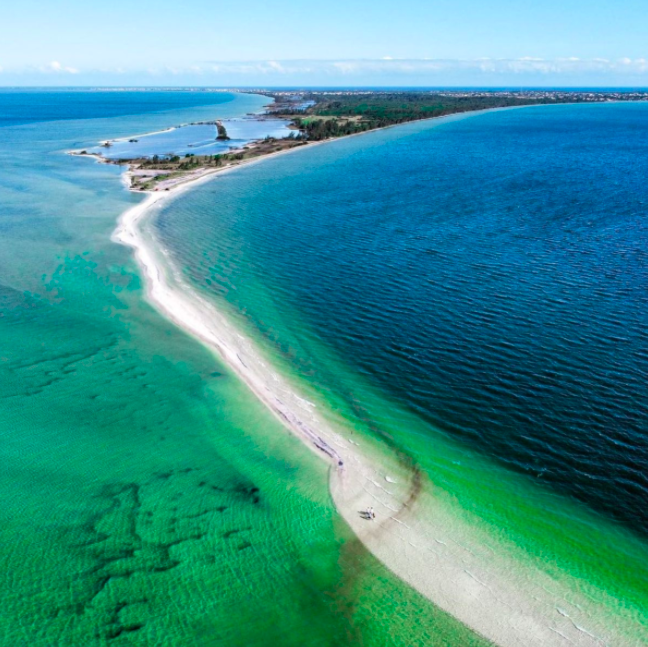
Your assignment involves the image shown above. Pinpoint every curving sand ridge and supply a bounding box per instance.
[113,155,645,647]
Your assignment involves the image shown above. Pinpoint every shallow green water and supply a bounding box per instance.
[0,91,490,645]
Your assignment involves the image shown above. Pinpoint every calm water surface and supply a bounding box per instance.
[0,90,478,646]
[157,103,648,539]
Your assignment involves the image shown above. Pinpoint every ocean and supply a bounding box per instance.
[153,102,648,640]
[0,90,490,646]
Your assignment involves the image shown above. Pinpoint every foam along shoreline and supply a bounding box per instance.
[113,132,645,647]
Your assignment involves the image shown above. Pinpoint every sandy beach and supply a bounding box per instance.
[112,132,644,647]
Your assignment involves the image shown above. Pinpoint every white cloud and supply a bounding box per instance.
[5,57,648,81]
[332,61,360,74]
[265,60,285,72]
[194,58,648,77]
[40,60,79,74]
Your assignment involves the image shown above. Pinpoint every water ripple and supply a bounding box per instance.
[157,103,648,538]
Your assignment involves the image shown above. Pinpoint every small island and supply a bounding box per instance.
[215,121,230,140]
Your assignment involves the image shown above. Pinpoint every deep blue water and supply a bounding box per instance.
[157,103,648,537]
[0,89,236,127]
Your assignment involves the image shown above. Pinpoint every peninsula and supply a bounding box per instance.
[76,90,648,192]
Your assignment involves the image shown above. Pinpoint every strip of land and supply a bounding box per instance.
[76,89,648,193]
[107,100,647,647]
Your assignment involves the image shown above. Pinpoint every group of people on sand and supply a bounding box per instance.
[366,506,376,520]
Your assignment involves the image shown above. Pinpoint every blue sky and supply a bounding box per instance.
[2,0,647,86]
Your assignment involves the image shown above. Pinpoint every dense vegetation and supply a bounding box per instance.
[291,116,372,140]
[271,93,551,140]
[271,91,646,141]
[216,122,230,140]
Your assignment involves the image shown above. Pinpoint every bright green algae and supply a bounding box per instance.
[0,93,490,645]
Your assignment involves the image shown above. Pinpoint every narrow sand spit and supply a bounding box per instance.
[113,150,643,647]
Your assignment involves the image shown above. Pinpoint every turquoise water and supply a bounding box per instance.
[0,91,488,645]
[153,104,648,639]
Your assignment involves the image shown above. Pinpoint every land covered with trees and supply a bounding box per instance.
[268,89,648,140]
[215,121,230,140]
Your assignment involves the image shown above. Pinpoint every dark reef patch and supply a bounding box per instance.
[48,467,265,642]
